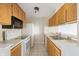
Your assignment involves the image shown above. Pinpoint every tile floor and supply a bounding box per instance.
[30,43,48,56]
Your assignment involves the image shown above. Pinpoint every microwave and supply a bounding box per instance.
[2,16,23,29]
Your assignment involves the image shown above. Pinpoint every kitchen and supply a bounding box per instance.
[0,3,78,56]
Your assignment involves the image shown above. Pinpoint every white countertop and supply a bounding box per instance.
[0,35,31,49]
[46,35,79,56]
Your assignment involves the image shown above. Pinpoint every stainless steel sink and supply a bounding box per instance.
[20,36,27,39]
[50,36,66,40]
[15,35,29,39]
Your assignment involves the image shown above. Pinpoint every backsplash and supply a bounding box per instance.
[44,26,58,34]
[6,29,21,40]
[45,23,77,39]
[0,24,21,40]
[58,23,77,36]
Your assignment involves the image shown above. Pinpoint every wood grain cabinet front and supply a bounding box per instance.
[66,3,77,22]
[0,3,26,25]
[47,37,61,56]
[11,43,21,56]
[19,7,23,20]
[0,3,12,25]
[12,4,19,19]
[48,3,77,26]
[49,18,52,26]
[58,5,66,25]
[13,4,26,22]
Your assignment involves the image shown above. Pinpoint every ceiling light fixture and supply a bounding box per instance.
[34,7,39,13]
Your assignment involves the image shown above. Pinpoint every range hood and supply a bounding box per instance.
[2,16,23,29]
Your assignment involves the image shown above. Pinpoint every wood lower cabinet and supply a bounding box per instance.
[47,38,52,55]
[0,3,12,25]
[11,43,21,56]
[47,37,61,56]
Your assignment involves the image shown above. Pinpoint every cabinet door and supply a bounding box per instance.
[13,4,19,18]
[23,12,26,22]
[19,9,26,22]
[52,15,55,26]
[11,43,21,56]
[66,3,77,22]
[54,46,61,56]
[47,38,50,55]
[0,3,12,25]
[58,5,66,25]
[49,18,52,26]
[19,7,23,20]
[50,40,55,56]
[47,38,61,56]
[54,13,58,26]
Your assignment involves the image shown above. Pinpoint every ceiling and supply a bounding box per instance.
[18,3,63,18]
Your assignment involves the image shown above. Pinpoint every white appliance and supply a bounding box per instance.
[26,23,34,47]
[21,36,31,56]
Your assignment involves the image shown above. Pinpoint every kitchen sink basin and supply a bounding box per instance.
[20,36,27,39]
[50,36,66,40]
[16,35,29,39]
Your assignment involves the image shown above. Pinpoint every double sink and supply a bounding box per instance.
[50,35,66,40]
[16,35,29,39]
[50,35,78,44]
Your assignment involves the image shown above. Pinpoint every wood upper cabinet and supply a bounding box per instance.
[19,9,26,22]
[54,13,58,26]
[47,37,61,56]
[49,18,53,26]
[58,5,66,25]
[19,7,23,20]
[49,14,56,26]
[65,3,77,22]
[11,43,21,56]
[13,3,26,22]
[12,4,19,18]
[52,14,55,26]
[0,3,26,25]
[23,12,26,22]
[0,4,12,25]
[48,3,77,26]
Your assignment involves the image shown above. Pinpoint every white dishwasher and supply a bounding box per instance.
[21,36,31,56]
